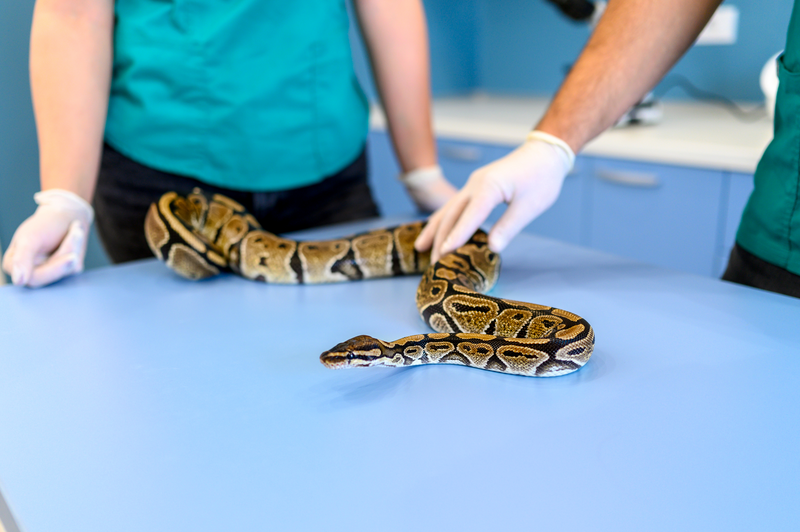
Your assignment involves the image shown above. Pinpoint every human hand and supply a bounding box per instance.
[415,132,574,262]
[399,165,458,214]
[2,189,94,287]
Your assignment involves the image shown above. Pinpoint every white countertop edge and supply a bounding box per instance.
[370,96,773,174]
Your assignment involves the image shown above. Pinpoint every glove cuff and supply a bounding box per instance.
[34,189,95,225]
[398,165,445,188]
[526,130,576,171]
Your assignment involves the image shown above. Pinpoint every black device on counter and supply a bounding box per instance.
[544,0,596,21]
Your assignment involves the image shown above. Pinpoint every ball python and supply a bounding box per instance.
[145,189,595,377]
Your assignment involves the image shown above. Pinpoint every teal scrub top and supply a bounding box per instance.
[104,0,369,192]
[737,0,800,275]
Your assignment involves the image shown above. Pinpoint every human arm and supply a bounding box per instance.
[2,0,114,286]
[416,0,724,261]
[352,0,457,213]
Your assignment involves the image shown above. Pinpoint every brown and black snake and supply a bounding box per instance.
[145,189,595,377]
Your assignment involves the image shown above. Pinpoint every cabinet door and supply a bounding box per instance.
[368,130,587,245]
[437,138,512,227]
[438,138,590,245]
[437,137,510,188]
[586,158,724,277]
[714,172,754,277]
[367,131,510,217]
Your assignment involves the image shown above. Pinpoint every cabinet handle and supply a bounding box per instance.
[439,145,483,162]
[595,169,660,188]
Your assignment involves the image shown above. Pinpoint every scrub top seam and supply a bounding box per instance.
[788,126,800,268]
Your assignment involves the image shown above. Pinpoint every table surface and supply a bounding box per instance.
[0,217,798,532]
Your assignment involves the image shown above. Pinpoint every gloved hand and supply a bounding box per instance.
[399,165,458,214]
[415,131,575,262]
[2,189,94,288]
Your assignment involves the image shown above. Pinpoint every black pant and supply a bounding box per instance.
[94,144,379,264]
[722,243,800,299]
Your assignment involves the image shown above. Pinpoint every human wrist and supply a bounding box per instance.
[525,130,576,171]
[34,188,95,225]
[398,165,445,188]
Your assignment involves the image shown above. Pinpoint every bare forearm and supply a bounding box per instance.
[354,0,436,172]
[536,0,723,152]
[30,0,114,202]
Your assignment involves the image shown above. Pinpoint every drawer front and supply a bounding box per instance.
[586,158,724,277]
[437,138,510,188]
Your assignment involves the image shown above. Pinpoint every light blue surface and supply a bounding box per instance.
[0,217,798,532]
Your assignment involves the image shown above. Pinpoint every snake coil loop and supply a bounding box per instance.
[145,189,594,377]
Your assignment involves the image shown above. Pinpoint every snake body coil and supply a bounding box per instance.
[145,189,594,377]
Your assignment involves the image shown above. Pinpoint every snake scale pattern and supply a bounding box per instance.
[145,189,595,377]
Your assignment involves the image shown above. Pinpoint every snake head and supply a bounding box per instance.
[319,335,390,369]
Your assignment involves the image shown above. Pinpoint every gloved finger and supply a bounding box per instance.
[438,191,499,260]
[430,192,471,262]
[26,252,80,288]
[26,221,87,287]
[416,192,467,253]
[2,238,18,277]
[55,220,88,262]
[488,198,538,253]
[415,203,448,252]
[6,238,39,286]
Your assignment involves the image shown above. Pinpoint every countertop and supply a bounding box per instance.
[0,217,798,531]
[371,95,774,173]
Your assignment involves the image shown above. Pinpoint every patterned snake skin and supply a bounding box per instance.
[145,189,595,377]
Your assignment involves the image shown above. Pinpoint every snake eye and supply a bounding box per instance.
[346,352,355,360]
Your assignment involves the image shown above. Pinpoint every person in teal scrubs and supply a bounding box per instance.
[417,0,800,299]
[2,0,456,287]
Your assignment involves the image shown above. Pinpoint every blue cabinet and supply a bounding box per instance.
[367,130,511,217]
[367,130,586,245]
[524,158,587,246]
[368,129,750,279]
[583,157,725,277]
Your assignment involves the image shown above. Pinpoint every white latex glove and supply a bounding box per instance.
[415,131,574,262]
[2,189,94,288]
[399,165,458,214]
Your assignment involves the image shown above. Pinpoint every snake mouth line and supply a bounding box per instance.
[319,352,348,369]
